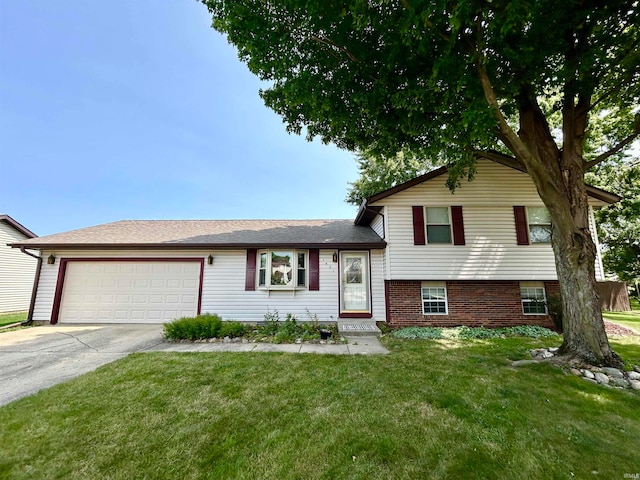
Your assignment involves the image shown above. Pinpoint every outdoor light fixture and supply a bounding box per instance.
[332,251,338,263]
[207,255,214,265]
[47,254,56,265]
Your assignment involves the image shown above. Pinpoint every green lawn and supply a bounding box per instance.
[0,311,27,327]
[603,297,640,333]
[1,337,638,479]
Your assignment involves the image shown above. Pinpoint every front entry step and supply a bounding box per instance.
[338,321,381,336]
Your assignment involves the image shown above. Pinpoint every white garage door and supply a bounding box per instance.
[58,261,201,323]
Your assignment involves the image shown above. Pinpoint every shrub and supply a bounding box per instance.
[219,321,248,338]
[546,294,564,332]
[164,313,222,340]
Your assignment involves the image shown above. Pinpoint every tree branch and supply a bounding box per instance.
[585,131,640,169]
[475,61,536,165]
[309,34,359,63]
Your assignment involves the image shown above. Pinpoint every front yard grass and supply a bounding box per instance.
[0,311,27,327]
[1,337,638,479]
[603,298,640,333]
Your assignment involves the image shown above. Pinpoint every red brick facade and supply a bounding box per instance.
[385,280,560,328]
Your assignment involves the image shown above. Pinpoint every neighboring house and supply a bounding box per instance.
[0,215,38,313]
[10,159,618,327]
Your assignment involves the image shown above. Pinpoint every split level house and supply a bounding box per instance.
[0,215,37,313]
[10,159,618,328]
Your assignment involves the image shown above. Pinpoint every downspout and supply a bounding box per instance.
[20,247,42,325]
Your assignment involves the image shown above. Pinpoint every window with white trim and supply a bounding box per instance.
[528,207,552,243]
[258,250,307,289]
[425,207,452,244]
[520,282,547,314]
[422,282,448,314]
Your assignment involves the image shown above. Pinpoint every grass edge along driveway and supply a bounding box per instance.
[1,336,638,480]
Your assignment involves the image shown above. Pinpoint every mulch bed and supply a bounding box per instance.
[604,320,637,336]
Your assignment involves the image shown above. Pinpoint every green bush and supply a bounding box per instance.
[546,294,564,332]
[164,313,222,340]
[219,321,248,338]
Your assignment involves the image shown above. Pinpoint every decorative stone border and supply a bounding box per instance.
[528,347,640,390]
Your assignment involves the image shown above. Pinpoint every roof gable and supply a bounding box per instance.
[0,215,37,239]
[355,158,620,225]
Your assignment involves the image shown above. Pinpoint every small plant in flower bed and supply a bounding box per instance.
[392,325,559,340]
[255,310,339,343]
[164,310,340,343]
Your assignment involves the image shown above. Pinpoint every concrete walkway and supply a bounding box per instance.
[147,336,388,355]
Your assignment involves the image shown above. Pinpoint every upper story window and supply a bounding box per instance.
[258,250,307,289]
[528,207,552,243]
[425,207,452,244]
[412,206,465,246]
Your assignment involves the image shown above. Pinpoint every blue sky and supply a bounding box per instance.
[0,1,360,237]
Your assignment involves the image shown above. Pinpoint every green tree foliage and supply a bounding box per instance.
[588,160,640,284]
[345,150,430,205]
[203,0,639,366]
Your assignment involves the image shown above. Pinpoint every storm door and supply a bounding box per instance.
[340,251,370,314]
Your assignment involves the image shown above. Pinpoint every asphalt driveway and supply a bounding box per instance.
[0,324,164,406]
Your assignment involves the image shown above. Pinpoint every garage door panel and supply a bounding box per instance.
[58,261,200,324]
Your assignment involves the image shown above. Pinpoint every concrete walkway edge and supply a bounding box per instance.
[145,335,389,355]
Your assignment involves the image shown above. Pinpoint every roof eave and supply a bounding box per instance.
[9,241,387,250]
[0,215,37,238]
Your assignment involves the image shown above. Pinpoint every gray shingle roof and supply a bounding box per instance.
[11,219,385,249]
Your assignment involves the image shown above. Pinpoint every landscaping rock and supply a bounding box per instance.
[581,369,595,379]
[582,377,597,384]
[548,347,559,353]
[634,365,640,373]
[627,371,640,381]
[629,380,640,391]
[601,367,624,378]
[610,377,629,388]
[570,368,582,376]
[594,372,610,385]
[223,336,231,343]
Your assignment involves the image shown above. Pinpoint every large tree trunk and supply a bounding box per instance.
[516,101,624,368]
[551,207,624,367]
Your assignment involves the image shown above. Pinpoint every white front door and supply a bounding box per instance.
[340,251,370,313]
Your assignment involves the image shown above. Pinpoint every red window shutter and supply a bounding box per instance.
[412,206,426,245]
[451,206,465,245]
[513,206,530,245]
[245,249,257,291]
[309,249,320,291]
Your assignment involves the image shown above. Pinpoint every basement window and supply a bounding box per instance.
[422,282,448,315]
[520,282,547,315]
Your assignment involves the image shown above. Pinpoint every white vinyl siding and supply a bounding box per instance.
[372,159,606,281]
[371,212,385,239]
[31,249,387,324]
[0,223,37,313]
[588,206,605,281]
